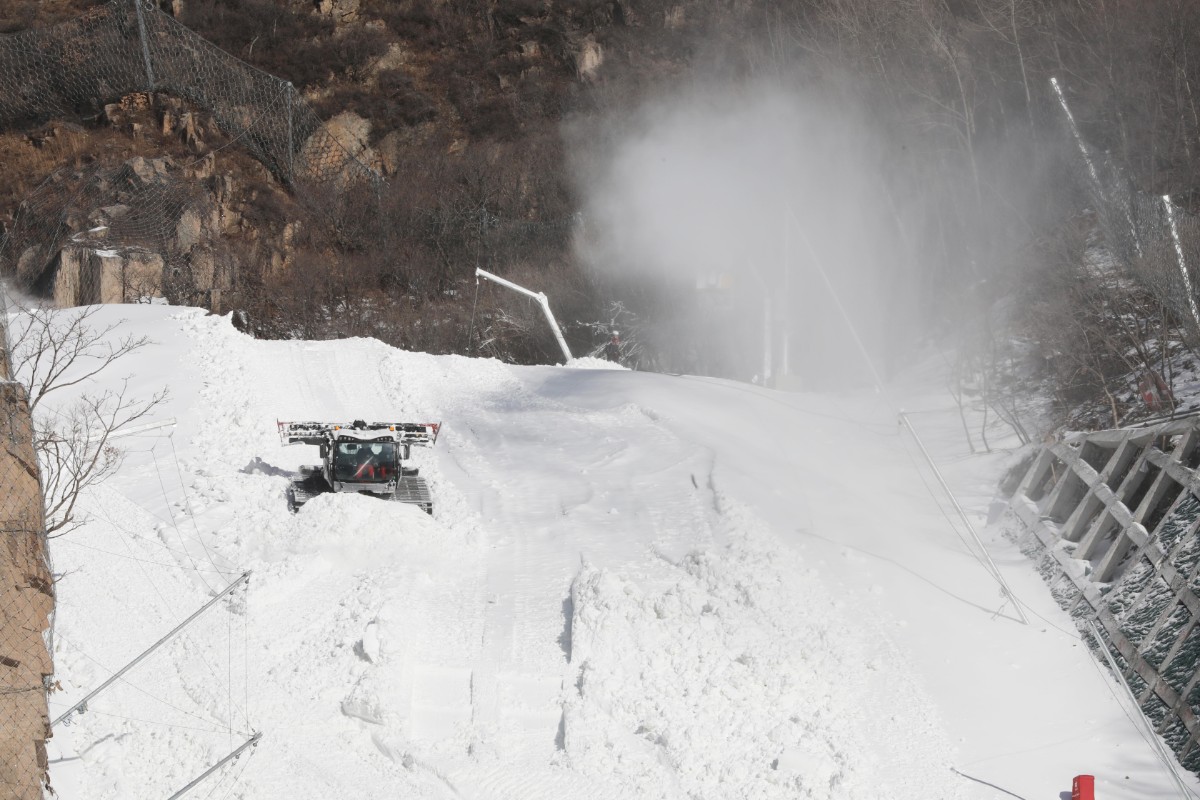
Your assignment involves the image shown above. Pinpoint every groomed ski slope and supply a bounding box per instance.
[38,305,1200,799]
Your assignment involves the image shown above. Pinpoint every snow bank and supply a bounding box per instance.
[565,356,626,370]
[564,498,962,800]
[30,305,1200,800]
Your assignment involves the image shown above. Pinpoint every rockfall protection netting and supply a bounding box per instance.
[0,0,382,306]
[5,156,234,308]
[0,0,378,192]
[0,286,54,800]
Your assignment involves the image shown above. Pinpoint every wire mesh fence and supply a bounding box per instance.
[0,0,378,193]
[1,293,258,795]
[3,158,229,308]
[0,0,383,308]
[0,280,12,381]
[0,338,54,799]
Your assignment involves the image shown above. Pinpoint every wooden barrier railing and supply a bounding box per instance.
[1002,416,1200,771]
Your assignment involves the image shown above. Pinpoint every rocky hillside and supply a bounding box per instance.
[0,0,744,362]
[5,0,1200,423]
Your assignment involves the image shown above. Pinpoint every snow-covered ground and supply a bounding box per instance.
[29,304,1200,799]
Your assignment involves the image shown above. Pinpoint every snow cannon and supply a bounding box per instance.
[278,419,440,514]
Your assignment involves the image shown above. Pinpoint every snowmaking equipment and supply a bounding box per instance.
[278,419,440,514]
[474,268,572,363]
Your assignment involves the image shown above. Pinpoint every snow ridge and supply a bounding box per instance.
[565,496,962,800]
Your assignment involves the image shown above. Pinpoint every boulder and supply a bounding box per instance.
[52,246,165,305]
[127,156,169,185]
[298,111,379,184]
[176,208,202,252]
[578,37,604,80]
[316,0,360,24]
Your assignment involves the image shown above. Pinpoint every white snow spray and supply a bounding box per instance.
[1052,76,1142,258]
[568,81,913,389]
[1050,77,1103,203]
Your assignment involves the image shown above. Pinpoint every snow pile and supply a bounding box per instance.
[23,305,1200,799]
[566,356,626,370]
[564,500,960,800]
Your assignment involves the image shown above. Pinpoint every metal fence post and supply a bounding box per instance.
[1163,194,1200,335]
[286,81,295,183]
[0,280,12,382]
[134,0,156,91]
[52,571,251,728]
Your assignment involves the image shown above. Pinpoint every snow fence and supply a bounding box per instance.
[1001,417,1200,773]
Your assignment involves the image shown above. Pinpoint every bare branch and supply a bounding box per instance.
[8,302,152,413]
[39,380,168,538]
[8,303,167,537]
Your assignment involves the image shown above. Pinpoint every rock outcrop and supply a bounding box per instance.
[0,382,53,800]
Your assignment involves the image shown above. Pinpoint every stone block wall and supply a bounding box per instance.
[0,380,53,800]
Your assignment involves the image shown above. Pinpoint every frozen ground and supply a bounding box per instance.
[27,304,1200,799]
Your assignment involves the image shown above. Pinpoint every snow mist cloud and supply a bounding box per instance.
[570,82,917,387]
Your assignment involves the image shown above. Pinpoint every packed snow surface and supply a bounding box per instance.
[33,305,1200,799]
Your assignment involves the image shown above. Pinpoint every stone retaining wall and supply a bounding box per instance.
[0,376,53,799]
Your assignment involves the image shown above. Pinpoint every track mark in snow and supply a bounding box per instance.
[460,763,632,800]
[561,497,964,800]
[495,671,563,734]
[410,665,474,742]
[419,382,725,775]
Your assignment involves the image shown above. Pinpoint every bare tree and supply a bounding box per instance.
[36,379,166,537]
[975,0,1039,133]
[8,303,167,537]
[8,303,152,413]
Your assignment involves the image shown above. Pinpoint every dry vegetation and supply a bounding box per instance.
[3,0,1200,420]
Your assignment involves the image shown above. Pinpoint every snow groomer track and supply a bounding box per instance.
[40,306,1200,799]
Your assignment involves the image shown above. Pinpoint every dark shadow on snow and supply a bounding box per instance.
[241,456,292,478]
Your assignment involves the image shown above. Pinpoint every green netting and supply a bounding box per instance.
[1144,603,1191,670]
[1141,693,1171,731]
[1181,741,1200,773]
[1122,575,1176,646]
[1160,713,1191,753]
[1159,495,1200,556]
[1109,556,1157,618]
[1175,522,1200,580]
[1163,622,1200,695]
[1051,580,1081,611]
[1036,549,1059,583]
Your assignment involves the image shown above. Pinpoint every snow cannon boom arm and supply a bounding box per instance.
[278,420,441,447]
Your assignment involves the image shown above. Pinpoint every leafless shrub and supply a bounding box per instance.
[8,302,167,536]
[36,379,166,537]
